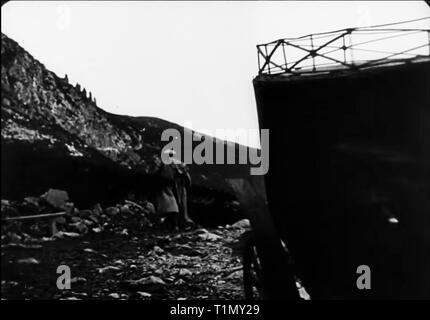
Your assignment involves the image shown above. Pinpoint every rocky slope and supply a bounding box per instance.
[1,33,261,224]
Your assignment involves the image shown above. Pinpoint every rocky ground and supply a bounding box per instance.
[1,225,249,300]
[1,191,251,300]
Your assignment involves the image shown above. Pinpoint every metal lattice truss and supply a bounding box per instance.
[257,17,430,76]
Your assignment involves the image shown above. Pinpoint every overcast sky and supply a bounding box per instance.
[2,1,429,147]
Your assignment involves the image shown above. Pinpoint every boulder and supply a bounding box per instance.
[41,189,69,210]
[136,291,152,298]
[93,203,103,216]
[54,231,80,238]
[179,268,192,277]
[153,246,164,254]
[231,219,251,229]
[88,214,99,224]
[55,216,67,224]
[106,207,120,217]
[78,209,92,218]
[71,277,87,284]
[70,221,88,233]
[168,244,204,257]
[70,216,81,223]
[82,219,94,226]
[92,227,103,233]
[144,202,156,215]
[22,197,43,214]
[2,97,11,107]
[23,196,40,207]
[8,232,22,243]
[121,276,166,293]
[120,205,132,215]
[64,202,75,215]
[1,202,20,218]
[198,232,222,241]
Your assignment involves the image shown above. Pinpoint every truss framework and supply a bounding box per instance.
[257,17,430,76]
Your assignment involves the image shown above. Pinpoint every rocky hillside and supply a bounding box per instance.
[1,33,262,224]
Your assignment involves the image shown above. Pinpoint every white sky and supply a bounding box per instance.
[2,1,429,148]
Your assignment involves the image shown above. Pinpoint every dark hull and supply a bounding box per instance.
[253,59,430,299]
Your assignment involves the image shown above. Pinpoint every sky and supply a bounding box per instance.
[2,1,429,148]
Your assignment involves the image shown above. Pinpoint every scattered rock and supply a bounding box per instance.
[225,270,243,280]
[179,268,192,277]
[23,197,40,207]
[59,231,80,238]
[2,97,11,107]
[136,291,152,298]
[168,244,204,257]
[3,218,248,299]
[105,207,120,217]
[2,243,42,250]
[41,236,55,241]
[122,275,166,292]
[114,259,125,266]
[70,217,81,223]
[64,202,75,215]
[144,202,156,215]
[153,245,164,254]
[41,189,69,210]
[195,228,209,234]
[92,203,103,216]
[8,233,22,243]
[55,216,67,224]
[17,257,39,265]
[120,205,132,215]
[97,266,121,274]
[92,227,102,233]
[70,222,88,233]
[231,219,250,229]
[198,232,222,241]
[71,277,87,284]
[78,210,92,218]
[82,219,94,226]
[1,195,156,244]
[88,214,99,224]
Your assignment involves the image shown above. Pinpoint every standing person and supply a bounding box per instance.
[158,149,196,230]
[173,160,195,229]
[155,153,180,231]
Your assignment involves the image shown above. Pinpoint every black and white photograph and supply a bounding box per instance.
[1,0,429,306]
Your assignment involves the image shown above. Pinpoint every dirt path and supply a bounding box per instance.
[1,224,249,300]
